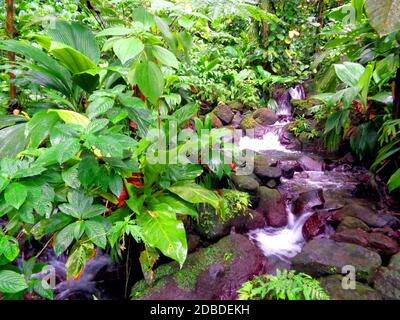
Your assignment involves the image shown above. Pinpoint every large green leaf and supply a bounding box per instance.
[113,37,144,64]
[54,223,76,256]
[86,97,115,119]
[168,182,221,209]
[85,220,107,249]
[152,45,179,69]
[172,103,199,126]
[4,183,27,210]
[156,195,198,217]
[0,40,71,88]
[365,0,400,36]
[137,208,187,267]
[36,138,81,166]
[0,124,28,159]
[65,242,95,280]
[25,111,60,148]
[133,7,155,31]
[72,68,100,93]
[49,41,97,75]
[49,109,90,128]
[31,214,74,239]
[0,235,19,262]
[334,62,365,87]
[135,60,164,105]
[0,270,28,293]
[388,169,400,192]
[48,20,100,63]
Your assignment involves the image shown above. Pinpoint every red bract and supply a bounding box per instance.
[229,162,236,170]
[130,121,138,130]
[117,188,128,207]
[127,172,144,187]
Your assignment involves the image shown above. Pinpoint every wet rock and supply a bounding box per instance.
[373,267,400,300]
[240,115,258,130]
[195,207,230,241]
[195,204,264,241]
[187,234,201,253]
[211,115,223,128]
[265,179,277,189]
[298,155,323,171]
[131,234,267,300]
[337,216,370,233]
[214,105,234,125]
[367,233,399,256]
[332,203,388,228]
[258,187,287,228]
[319,275,382,300]
[253,108,279,126]
[254,154,279,167]
[331,229,399,256]
[231,174,260,193]
[389,253,400,271]
[302,213,326,241]
[232,209,267,231]
[229,102,244,112]
[292,239,382,282]
[231,112,243,129]
[280,164,295,179]
[254,157,282,180]
[293,189,325,215]
[331,229,370,247]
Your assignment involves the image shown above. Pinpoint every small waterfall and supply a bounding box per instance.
[238,119,296,153]
[288,85,306,100]
[249,207,313,263]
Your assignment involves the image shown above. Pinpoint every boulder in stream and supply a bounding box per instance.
[319,275,382,300]
[231,174,260,193]
[131,234,267,300]
[253,108,279,126]
[373,253,400,299]
[332,203,388,228]
[302,213,326,241]
[257,187,287,228]
[214,104,234,124]
[292,239,382,283]
[293,189,325,215]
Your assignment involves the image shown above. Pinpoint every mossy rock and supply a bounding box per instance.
[240,116,258,130]
[228,101,245,112]
[131,234,267,300]
[291,99,321,117]
[319,275,382,300]
[253,108,278,126]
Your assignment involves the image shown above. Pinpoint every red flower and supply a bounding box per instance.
[117,188,128,207]
[127,172,144,187]
[130,121,138,130]
[229,162,236,170]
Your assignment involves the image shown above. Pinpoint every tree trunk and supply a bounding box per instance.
[393,64,400,120]
[259,0,271,45]
[5,0,17,105]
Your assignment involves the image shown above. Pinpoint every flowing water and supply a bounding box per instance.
[241,85,361,263]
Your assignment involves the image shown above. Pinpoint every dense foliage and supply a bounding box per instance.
[0,0,399,300]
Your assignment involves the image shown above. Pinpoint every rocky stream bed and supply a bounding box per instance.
[32,88,400,300]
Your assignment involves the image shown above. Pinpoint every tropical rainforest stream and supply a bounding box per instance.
[0,0,399,301]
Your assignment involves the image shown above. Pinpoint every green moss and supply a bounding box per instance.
[173,240,236,292]
[290,98,320,109]
[132,237,238,297]
[240,116,257,130]
[329,266,337,274]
